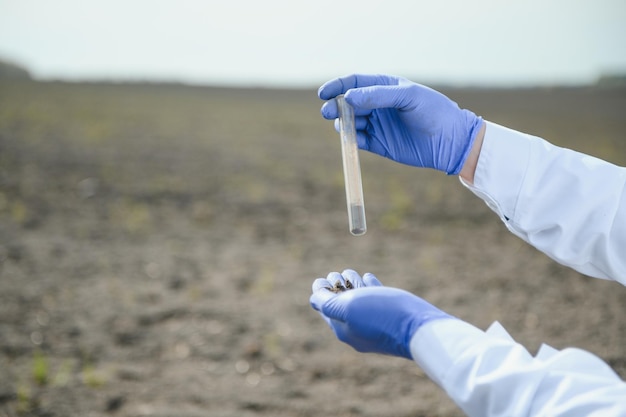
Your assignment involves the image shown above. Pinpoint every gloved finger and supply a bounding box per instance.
[363,272,384,287]
[327,271,347,291]
[334,117,370,133]
[355,131,372,151]
[318,74,400,100]
[317,292,348,322]
[309,286,335,312]
[354,116,369,131]
[312,277,333,293]
[321,99,374,120]
[345,84,417,111]
[321,100,338,120]
[341,269,365,288]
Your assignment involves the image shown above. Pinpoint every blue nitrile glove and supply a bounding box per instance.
[318,74,484,175]
[310,269,452,360]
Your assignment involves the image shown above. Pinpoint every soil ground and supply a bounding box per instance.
[0,80,625,417]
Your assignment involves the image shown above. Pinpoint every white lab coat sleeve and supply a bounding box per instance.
[461,121,626,282]
[409,318,626,417]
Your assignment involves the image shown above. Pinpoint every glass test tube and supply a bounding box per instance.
[336,95,367,236]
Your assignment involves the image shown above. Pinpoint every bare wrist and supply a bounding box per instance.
[459,122,486,185]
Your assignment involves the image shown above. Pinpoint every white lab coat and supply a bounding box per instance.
[411,319,626,417]
[464,122,626,283]
[410,121,626,417]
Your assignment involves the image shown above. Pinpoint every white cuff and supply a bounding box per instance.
[409,319,512,388]
[460,121,532,223]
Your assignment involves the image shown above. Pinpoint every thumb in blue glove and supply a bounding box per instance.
[318,74,484,175]
[310,269,452,360]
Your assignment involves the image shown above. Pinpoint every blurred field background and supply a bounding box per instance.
[0,76,625,417]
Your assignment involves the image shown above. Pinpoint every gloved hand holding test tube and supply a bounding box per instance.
[336,95,367,236]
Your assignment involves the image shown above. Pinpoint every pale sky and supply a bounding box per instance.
[1,0,625,87]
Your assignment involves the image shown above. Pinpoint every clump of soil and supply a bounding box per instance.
[328,279,354,293]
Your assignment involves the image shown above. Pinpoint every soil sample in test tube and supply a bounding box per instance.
[336,95,366,236]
